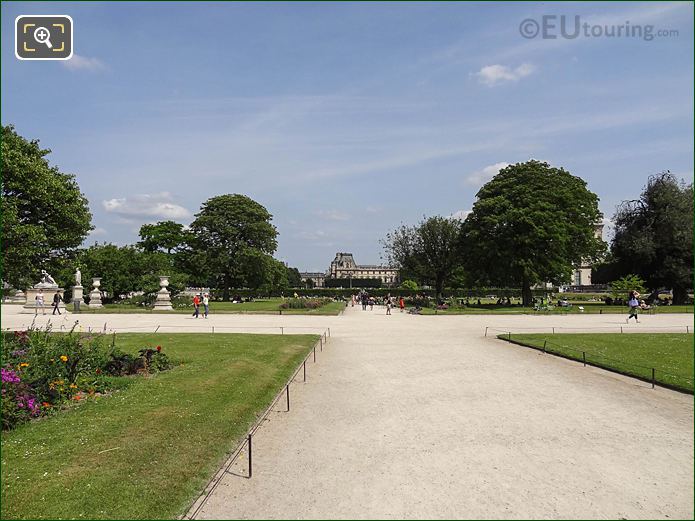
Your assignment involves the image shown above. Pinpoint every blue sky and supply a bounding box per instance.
[2,1,693,271]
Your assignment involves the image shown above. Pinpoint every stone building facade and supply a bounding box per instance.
[571,223,605,287]
[300,252,399,288]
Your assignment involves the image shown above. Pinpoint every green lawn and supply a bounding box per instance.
[498,333,694,392]
[67,298,346,315]
[1,332,319,519]
[419,303,693,315]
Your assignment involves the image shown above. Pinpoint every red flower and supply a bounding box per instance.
[156,345,162,352]
[95,368,101,375]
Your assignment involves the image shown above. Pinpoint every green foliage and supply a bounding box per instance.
[187,194,278,299]
[383,215,463,298]
[1,125,92,289]
[611,172,694,304]
[462,160,605,305]
[138,220,187,254]
[609,274,647,301]
[286,266,303,288]
[79,244,187,301]
[400,279,419,290]
[324,277,383,288]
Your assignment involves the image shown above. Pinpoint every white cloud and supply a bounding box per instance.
[102,192,191,220]
[474,63,536,86]
[465,162,511,186]
[62,54,106,71]
[315,209,350,221]
[449,210,472,221]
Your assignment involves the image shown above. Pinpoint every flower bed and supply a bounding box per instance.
[279,297,334,310]
[1,325,172,430]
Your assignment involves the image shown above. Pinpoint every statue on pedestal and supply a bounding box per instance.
[75,268,82,286]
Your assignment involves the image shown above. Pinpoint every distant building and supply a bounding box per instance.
[571,223,605,287]
[300,252,399,288]
[299,272,326,288]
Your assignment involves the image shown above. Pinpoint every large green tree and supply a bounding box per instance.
[1,125,92,288]
[610,172,693,304]
[382,215,463,300]
[462,160,604,306]
[138,220,187,254]
[78,244,186,301]
[188,194,278,300]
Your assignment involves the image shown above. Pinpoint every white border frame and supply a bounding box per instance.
[15,15,74,61]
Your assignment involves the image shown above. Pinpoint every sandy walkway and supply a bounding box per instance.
[2,305,693,519]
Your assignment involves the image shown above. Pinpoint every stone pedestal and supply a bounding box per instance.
[21,286,66,314]
[88,278,103,309]
[153,275,173,311]
[72,285,84,303]
[11,290,26,304]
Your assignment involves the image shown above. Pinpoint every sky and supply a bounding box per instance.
[2,1,693,271]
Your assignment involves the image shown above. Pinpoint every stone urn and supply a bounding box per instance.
[88,277,103,308]
[153,275,173,311]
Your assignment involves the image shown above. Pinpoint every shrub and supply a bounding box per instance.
[1,327,173,430]
[279,297,333,310]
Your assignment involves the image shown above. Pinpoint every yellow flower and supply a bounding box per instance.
[19,363,29,368]
[69,384,77,389]
[60,355,68,362]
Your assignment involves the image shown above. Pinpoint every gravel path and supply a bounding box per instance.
[2,305,692,519]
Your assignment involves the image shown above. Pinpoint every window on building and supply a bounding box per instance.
[574,271,581,286]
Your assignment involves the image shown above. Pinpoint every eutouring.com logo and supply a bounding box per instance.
[519,15,679,41]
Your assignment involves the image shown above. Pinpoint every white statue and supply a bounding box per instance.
[75,268,82,286]
[40,270,57,286]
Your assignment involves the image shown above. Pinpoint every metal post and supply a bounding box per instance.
[286,384,290,411]
[652,368,655,389]
[543,340,546,354]
[248,434,252,478]
[328,327,331,338]
[485,327,488,337]
[303,360,306,382]
[599,309,602,314]
[88,326,91,333]
[212,326,215,333]
[552,327,555,334]
[687,326,690,334]
[320,336,323,352]
[279,309,282,315]
[281,327,284,335]
[620,326,623,334]
[583,352,586,367]
[313,345,316,362]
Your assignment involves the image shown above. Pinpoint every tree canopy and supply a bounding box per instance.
[1,125,92,288]
[188,194,278,299]
[383,215,463,299]
[461,160,604,305]
[610,172,693,303]
[138,221,187,254]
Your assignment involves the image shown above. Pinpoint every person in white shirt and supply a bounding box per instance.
[203,293,210,318]
[35,289,45,315]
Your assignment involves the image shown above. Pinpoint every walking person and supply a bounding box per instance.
[52,291,63,315]
[35,289,46,316]
[361,293,368,311]
[627,290,640,323]
[368,296,374,311]
[192,293,201,319]
[203,293,210,318]
[399,296,405,313]
[386,296,392,315]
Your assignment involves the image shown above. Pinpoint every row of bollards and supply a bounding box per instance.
[244,331,327,479]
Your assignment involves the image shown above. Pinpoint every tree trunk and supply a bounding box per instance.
[222,274,230,302]
[435,275,444,302]
[521,277,533,307]
[672,286,687,305]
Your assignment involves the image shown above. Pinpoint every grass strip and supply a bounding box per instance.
[497,333,693,392]
[1,332,318,519]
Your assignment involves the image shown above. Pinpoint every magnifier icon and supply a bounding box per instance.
[33,26,53,49]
